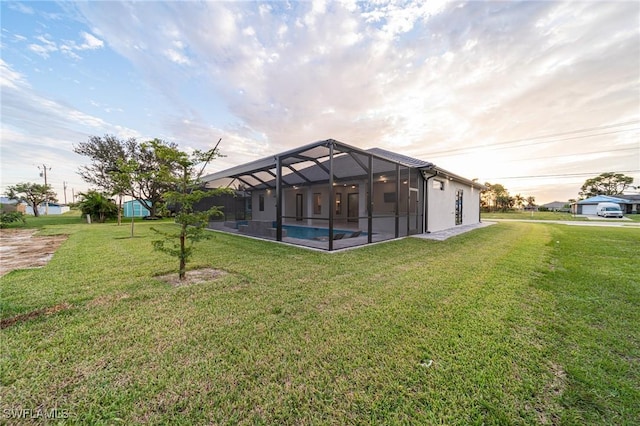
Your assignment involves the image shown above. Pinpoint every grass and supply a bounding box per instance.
[1,220,638,424]
[482,210,640,222]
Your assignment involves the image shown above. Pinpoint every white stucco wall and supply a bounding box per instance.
[251,189,277,221]
[425,178,480,233]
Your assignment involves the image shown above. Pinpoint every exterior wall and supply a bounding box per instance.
[251,189,277,221]
[123,201,150,217]
[238,169,478,237]
[25,204,69,215]
[426,178,480,233]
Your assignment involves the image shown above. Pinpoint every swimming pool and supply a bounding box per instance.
[282,225,364,240]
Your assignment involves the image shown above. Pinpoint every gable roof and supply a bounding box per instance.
[577,195,631,204]
[542,201,568,208]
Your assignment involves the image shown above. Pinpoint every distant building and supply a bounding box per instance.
[25,202,70,216]
[540,201,569,212]
[123,200,151,217]
[572,195,639,215]
[0,197,26,213]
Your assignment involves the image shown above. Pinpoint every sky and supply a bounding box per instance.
[1,0,639,205]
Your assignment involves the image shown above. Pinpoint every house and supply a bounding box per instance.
[123,200,151,218]
[0,197,26,213]
[24,202,70,216]
[201,139,484,251]
[572,194,639,215]
[541,201,569,212]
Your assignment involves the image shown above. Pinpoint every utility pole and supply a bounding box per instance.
[38,164,51,215]
[63,181,68,204]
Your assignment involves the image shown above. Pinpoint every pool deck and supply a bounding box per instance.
[207,221,495,251]
[411,221,496,241]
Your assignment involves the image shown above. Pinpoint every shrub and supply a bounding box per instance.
[0,211,26,228]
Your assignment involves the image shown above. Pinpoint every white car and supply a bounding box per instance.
[596,202,624,218]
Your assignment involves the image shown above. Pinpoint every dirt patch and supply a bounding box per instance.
[0,229,68,276]
[155,268,227,287]
[0,302,73,329]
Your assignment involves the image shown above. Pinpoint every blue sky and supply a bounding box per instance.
[1,0,639,204]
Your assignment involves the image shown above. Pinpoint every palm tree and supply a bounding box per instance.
[525,196,536,208]
[514,194,525,210]
[78,190,118,223]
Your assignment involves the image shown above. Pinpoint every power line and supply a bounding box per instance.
[495,146,639,163]
[411,119,640,158]
[481,169,640,181]
[424,127,639,158]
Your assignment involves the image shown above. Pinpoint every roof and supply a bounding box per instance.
[542,201,568,208]
[577,195,632,204]
[366,147,432,168]
[202,139,485,190]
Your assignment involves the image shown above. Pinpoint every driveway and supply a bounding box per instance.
[488,218,640,228]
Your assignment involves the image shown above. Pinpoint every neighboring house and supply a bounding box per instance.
[24,202,70,216]
[0,197,26,213]
[201,139,484,251]
[541,201,569,212]
[123,200,151,217]
[572,195,639,215]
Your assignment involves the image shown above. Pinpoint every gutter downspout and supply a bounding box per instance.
[422,169,438,233]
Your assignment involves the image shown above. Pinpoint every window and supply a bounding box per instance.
[259,194,265,211]
[335,193,342,215]
[383,192,396,203]
[314,193,322,214]
[433,180,444,190]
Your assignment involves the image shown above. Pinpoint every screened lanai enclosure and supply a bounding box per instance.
[201,139,482,251]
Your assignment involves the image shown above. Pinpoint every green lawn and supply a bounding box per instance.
[1,221,638,424]
[482,210,640,222]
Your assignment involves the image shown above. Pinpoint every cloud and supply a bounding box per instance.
[8,2,34,15]
[26,31,104,59]
[1,60,140,195]
[78,31,104,49]
[28,35,58,58]
[11,0,638,202]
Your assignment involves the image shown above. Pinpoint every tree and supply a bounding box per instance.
[525,196,536,208]
[74,135,179,216]
[77,190,118,223]
[578,172,634,199]
[6,182,57,217]
[150,141,233,280]
[514,194,525,210]
[481,183,511,212]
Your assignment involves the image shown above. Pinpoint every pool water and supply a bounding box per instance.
[282,225,364,240]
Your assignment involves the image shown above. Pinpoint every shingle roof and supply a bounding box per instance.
[366,148,433,168]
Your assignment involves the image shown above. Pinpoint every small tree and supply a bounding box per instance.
[6,182,57,217]
[150,141,233,280]
[77,190,118,223]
